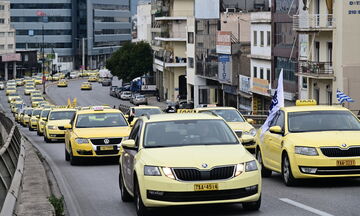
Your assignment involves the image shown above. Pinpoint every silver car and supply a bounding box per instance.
[0,82,4,90]
[120,91,132,100]
[133,95,148,105]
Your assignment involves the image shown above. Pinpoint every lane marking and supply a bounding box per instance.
[280,198,334,216]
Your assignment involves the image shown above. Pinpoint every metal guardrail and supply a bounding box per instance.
[0,112,22,213]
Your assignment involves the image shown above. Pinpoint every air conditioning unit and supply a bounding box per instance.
[225,8,236,13]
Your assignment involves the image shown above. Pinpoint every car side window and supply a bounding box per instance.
[275,111,285,130]
[129,121,140,140]
[269,112,280,127]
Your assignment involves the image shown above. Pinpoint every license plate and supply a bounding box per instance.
[194,183,218,191]
[336,160,355,166]
[100,146,114,151]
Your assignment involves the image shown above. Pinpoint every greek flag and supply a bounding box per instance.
[260,69,284,137]
[337,90,354,104]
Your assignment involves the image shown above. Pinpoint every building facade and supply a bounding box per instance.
[135,1,152,42]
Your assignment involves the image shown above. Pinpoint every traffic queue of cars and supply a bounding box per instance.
[4,77,360,216]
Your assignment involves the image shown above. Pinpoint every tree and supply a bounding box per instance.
[106,41,153,82]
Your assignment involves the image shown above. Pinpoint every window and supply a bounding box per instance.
[188,57,194,68]
[0,5,4,10]
[0,19,4,24]
[267,31,271,46]
[260,31,264,47]
[260,68,264,79]
[302,77,308,88]
[8,44,13,49]
[275,111,285,130]
[253,31,257,46]
[188,32,194,44]
[267,69,271,81]
[8,32,14,37]
[11,3,71,9]
[0,45,4,50]
[0,32,4,37]
[253,66,258,78]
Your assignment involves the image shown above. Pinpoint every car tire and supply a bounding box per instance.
[134,179,150,216]
[242,195,261,211]
[282,154,298,186]
[256,149,272,177]
[37,130,42,136]
[65,148,70,161]
[119,169,132,202]
[29,125,34,131]
[44,132,52,143]
[69,147,80,165]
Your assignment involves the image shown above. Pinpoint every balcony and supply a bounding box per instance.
[251,78,270,96]
[296,61,335,79]
[293,14,335,32]
[154,31,187,42]
[154,51,187,68]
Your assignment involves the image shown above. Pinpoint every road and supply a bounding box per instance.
[1,78,359,216]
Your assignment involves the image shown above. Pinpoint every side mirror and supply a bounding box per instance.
[122,139,136,149]
[247,118,254,124]
[64,124,72,129]
[269,126,283,135]
[42,118,48,121]
[128,115,134,124]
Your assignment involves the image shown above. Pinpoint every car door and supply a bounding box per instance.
[267,111,285,172]
[122,120,142,193]
[65,114,76,152]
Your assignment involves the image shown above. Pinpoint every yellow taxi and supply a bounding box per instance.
[81,82,92,90]
[16,79,24,86]
[52,74,60,81]
[119,114,261,215]
[64,107,131,165]
[44,108,76,143]
[88,76,98,82]
[7,93,20,102]
[35,77,43,85]
[29,108,43,131]
[15,108,23,122]
[5,87,16,95]
[193,106,256,150]
[11,102,25,114]
[37,108,52,136]
[24,87,36,95]
[21,107,33,127]
[30,92,42,99]
[255,100,360,186]
[126,106,162,126]
[31,97,45,108]
[57,79,68,87]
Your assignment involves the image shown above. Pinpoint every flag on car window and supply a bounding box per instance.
[260,69,284,137]
[336,90,354,104]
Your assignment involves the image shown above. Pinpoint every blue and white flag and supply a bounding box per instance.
[260,69,284,137]
[337,90,354,104]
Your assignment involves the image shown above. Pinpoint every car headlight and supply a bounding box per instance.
[249,128,256,136]
[75,138,89,144]
[162,167,175,179]
[245,160,258,172]
[47,125,58,130]
[234,163,244,176]
[144,166,161,176]
[295,146,318,156]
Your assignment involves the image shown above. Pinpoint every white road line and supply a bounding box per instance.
[280,198,334,216]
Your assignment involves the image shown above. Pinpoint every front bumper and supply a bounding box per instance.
[46,129,66,140]
[291,154,360,178]
[139,170,261,207]
[29,121,38,129]
[72,142,122,157]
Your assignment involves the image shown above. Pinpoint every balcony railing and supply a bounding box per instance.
[297,61,334,78]
[293,14,335,31]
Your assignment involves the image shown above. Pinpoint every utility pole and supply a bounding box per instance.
[82,37,85,75]
[42,24,46,94]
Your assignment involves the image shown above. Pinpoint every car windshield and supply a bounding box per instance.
[33,98,43,102]
[75,113,128,128]
[9,93,18,96]
[32,110,42,116]
[49,111,75,120]
[136,95,145,99]
[133,108,161,117]
[41,110,50,118]
[199,109,245,122]
[25,109,33,115]
[143,120,239,148]
[288,111,360,132]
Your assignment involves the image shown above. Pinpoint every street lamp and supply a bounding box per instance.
[75,37,90,76]
[36,10,48,94]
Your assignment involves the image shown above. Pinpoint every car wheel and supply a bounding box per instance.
[29,125,34,131]
[243,195,261,211]
[44,132,52,143]
[134,179,150,216]
[256,149,272,177]
[65,148,70,161]
[69,147,79,165]
[282,154,298,186]
[37,129,41,136]
[119,169,132,202]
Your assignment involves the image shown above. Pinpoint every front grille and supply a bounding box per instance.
[234,131,242,138]
[95,150,119,155]
[300,166,360,175]
[50,134,65,138]
[146,185,258,202]
[173,166,235,181]
[321,147,360,157]
[242,141,255,146]
[58,126,65,130]
[91,138,122,145]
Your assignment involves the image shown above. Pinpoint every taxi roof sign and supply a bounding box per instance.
[296,100,317,106]
[93,106,104,111]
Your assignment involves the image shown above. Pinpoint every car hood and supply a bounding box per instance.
[47,119,71,126]
[73,127,131,138]
[227,122,254,132]
[287,131,360,147]
[138,144,254,168]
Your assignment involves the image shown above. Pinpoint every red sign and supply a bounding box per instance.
[2,53,21,62]
[36,11,46,16]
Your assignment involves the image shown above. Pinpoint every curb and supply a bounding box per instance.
[0,138,25,216]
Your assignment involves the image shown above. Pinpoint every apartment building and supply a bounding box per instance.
[151,0,192,101]
[0,0,18,80]
[135,1,152,42]
[249,11,272,114]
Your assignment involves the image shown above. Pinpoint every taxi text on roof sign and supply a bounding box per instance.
[177,109,195,113]
[295,99,317,106]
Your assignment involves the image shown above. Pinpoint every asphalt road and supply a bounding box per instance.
[1,79,359,216]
